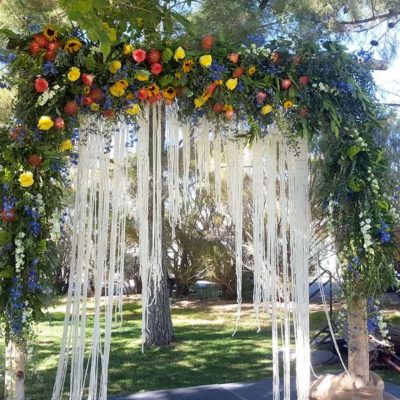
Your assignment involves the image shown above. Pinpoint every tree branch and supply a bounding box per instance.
[337,11,399,25]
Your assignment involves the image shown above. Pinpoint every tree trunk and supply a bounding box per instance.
[4,339,25,400]
[144,103,174,347]
[347,296,370,388]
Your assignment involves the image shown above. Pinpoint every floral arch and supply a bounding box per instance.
[0,24,397,400]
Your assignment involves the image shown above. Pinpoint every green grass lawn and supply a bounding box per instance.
[0,298,399,399]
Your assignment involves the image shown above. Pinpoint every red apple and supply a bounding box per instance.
[213,103,224,113]
[148,49,162,65]
[202,34,214,50]
[229,52,239,64]
[232,67,244,78]
[64,101,79,116]
[299,75,310,86]
[27,154,43,167]
[280,79,292,90]
[35,77,49,93]
[150,63,163,75]
[54,117,65,130]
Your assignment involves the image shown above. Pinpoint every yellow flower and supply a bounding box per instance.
[215,80,223,86]
[201,91,211,102]
[60,139,73,152]
[174,47,185,61]
[43,25,57,41]
[283,100,294,109]
[67,67,81,82]
[126,103,141,115]
[194,97,205,108]
[147,83,160,96]
[109,60,122,74]
[225,78,238,90]
[261,104,273,115]
[199,55,212,68]
[175,71,182,80]
[64,38,82,53]
[90,103,100,111]
[162,87,177,101]
[224,104,233,111]
[126,93,135,101]
[118,79,129,89]
[135,72,149,82]
[123,43,133,55]
[37,116,54,131]
[247,66,256,76]
[109,83,125,97]
[19,172,34,188]
[83,85,91,95]
[182,59,194,73]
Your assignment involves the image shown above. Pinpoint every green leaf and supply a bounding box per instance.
[377,200,389,212]
[346,145,361,159]
[0,28,21,40]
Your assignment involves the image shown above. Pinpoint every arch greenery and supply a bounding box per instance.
[0,24,397,342]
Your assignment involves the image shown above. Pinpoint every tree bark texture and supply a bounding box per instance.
[4,339,25,400]
[144,103,174,347]
[347,296,370,388]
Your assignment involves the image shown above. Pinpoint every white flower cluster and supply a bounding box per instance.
[366,166,380,194]
[15,232,26,274]
[36,193,45,215]
[22,301,32,324]
[312,82,339,96]
[49,209,61,242]
[36,84,60,106]
[359,212,374,253]
[240,43,271,57]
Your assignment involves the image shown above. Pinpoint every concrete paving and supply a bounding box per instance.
[109,378,400,400]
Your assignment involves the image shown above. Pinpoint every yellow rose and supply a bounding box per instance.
[261,104,273,115]
[19,171,34,188]
[226,78,238,90]
[123,43,133,55]
[283,100,294,109]
[134,73,149,82]
[199,55,212,68]
[109,60,122,74]
[126,103,141,115]
[109,83,125,97]
[60,139,73,152]
[174,47,185,61]
[37,116,54,131]
[90,103,100,111]
[67,67,81,82]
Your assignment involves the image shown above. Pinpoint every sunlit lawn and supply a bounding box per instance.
[0,297,399,399]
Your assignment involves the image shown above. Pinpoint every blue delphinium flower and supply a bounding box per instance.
[210,61,228,81]
[43,61,59,76]
[27,260,41,292]
[245,34,265,47]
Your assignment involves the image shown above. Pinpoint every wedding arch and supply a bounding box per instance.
[0,24,397,400]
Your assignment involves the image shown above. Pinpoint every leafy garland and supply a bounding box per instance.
[0,25,397,340]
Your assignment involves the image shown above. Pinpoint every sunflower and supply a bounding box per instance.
[182,59,194,73]
[283,100,294,109]
[162,87,176,101]
[64,38,82,53]
[147,83,160,97]
[83,86,91,95]
[43,25,58,41]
